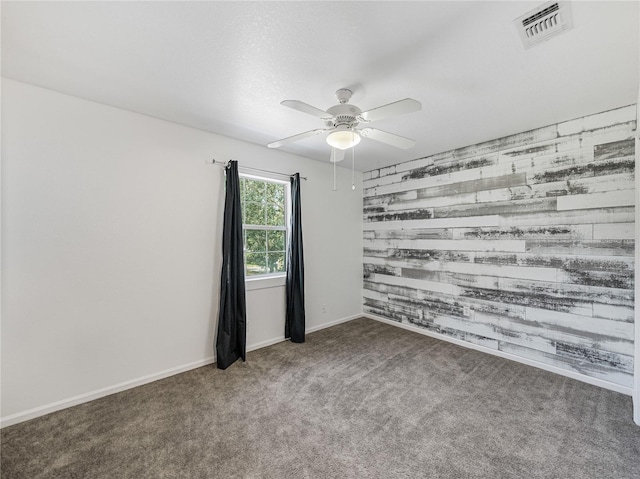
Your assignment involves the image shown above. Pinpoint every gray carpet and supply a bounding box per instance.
[2,317,639,478]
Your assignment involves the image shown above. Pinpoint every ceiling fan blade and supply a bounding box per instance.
[281,100,333,120]
[267,129,328,148]
[329,148,346,163]
[358,98,422,123]
[359,128,416,149]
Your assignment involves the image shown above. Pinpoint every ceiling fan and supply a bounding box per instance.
[267,88,421,161]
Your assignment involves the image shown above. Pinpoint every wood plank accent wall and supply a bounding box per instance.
[363,105,636,388]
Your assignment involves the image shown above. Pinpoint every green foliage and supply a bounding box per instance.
[243,202,264,226]
[245,252,267,276]
[267,230,285,251]
[245,230,266,252]
[267,182,285,203]
[267,252,285,273]
[266,203,285,226]
[243,178,266,203]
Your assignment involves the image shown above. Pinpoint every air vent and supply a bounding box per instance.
[514,1,573,49]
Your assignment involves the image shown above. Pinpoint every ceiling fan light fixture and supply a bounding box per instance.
[326,130,361,150]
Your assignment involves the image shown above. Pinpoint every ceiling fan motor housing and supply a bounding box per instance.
[325,103,362,129]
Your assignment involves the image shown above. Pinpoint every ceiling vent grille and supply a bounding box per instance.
[514,1,573,49]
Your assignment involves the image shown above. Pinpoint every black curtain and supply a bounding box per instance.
[285,173,305,343]
[216,160,247,369]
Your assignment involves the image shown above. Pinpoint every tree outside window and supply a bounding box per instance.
[240,176,288,277]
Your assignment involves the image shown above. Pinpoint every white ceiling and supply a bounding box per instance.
[2,1,638,171]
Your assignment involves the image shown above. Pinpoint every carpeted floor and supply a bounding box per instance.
[2,317,639,478]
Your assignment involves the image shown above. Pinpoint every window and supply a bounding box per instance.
[240,175,289,279]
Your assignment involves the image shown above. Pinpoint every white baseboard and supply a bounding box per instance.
[247,313,363,351]
[0,357,216,429]
[306,313,363,334]
[0,313,362,429]
[364,313,633,397]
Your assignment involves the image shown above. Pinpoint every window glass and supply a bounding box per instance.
[240,175,289,278]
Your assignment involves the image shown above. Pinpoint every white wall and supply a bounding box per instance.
[1,79,363,426]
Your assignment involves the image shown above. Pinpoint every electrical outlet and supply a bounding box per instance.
[322,304,327,313]
[463,306,472,317]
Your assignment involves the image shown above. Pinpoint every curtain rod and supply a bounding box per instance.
[209,159,308,181]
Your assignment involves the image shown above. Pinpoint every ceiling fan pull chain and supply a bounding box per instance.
[352,132,356,191]
[332,149,337,191]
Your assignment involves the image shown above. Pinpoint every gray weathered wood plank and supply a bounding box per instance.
[593,138,635,161]
[593,222,635,240]
[498,206,634,226]
[417,173,527,199]
[499,278,634,307]
[527,156,634,184]
[433,197,557,219]
[451,225,593,241]
[525,239,634,257]
[556,189,634,211]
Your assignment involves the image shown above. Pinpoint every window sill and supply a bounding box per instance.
[245,275,286,291]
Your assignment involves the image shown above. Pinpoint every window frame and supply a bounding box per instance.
[239,173,291,290]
